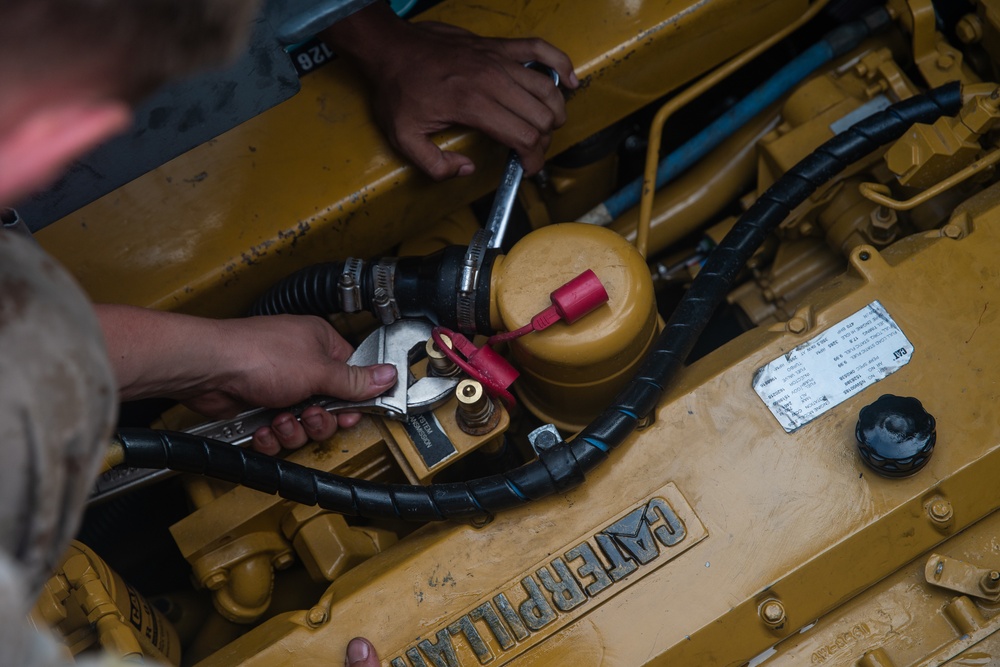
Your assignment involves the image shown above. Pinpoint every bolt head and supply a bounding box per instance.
[929,499,953,522]
[942,224,963,240]
[204,571,228,591]
[787,317,807,334]
[956,15,983,44]
[980,571,1000,593]
[307,607,328,627]
[272,552,295,570]
[760,600,786,626]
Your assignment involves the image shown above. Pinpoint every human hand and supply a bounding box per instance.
[345,637,380,667]
[96,305,397,455]
[184,315,397,455]
[325,3,578,181]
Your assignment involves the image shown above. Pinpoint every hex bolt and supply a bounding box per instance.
[787,317,807,334]
[980,570,1000,594]
[869,206,898,244]
[928,498,954,523]
[942,224,963,240]
[307,607,328,627]
[760,599,786,627]
[532,429,560,452]
[204,571,228,591]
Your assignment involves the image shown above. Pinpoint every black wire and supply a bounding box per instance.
[116,82,963,522]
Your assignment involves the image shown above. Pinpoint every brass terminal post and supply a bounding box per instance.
[455,380,500,435]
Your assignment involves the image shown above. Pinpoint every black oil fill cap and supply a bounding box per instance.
[856,394,936,478]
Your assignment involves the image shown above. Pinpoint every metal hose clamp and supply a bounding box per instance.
[457,229,491,333]
[338,257,364,313]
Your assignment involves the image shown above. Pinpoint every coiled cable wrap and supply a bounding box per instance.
[116,82,963,522]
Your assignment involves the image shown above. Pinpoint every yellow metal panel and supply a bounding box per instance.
[36,0,804,317]
[188,185,1000,665]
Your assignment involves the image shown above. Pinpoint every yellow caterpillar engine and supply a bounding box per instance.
[27,0,1000,664]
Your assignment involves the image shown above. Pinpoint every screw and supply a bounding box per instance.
[928,498,953,523]
[307,607,328,627]
[760,599,786,627]
[936,53,955,70]
[204,571,228,591]
[787,317,807,334]
[858,251,871,261]
[980,571,1000,594]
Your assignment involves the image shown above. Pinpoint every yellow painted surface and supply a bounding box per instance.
[36,0,803,317]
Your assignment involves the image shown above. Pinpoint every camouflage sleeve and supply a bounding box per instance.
[0,226,117,664]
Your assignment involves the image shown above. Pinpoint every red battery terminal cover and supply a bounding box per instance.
[431,327,519,407]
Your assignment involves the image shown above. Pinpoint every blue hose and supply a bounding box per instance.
[580,11,889,226]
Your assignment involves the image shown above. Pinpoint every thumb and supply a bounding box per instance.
[398,132,475,181]
[345,637,380,667]
[323,362,397,401]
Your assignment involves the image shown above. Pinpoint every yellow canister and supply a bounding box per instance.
[492,223,657,430]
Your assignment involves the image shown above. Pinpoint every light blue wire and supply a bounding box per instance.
[596,40,835,222]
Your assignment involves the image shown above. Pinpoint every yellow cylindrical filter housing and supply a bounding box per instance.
[492,223,657,430]
[36,540,181,665]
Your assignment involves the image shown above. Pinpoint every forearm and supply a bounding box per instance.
[95,304,231,402]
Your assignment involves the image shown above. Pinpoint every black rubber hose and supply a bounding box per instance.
[248,247,500,331]
[116,82,963,522]
[250,261,347,316]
